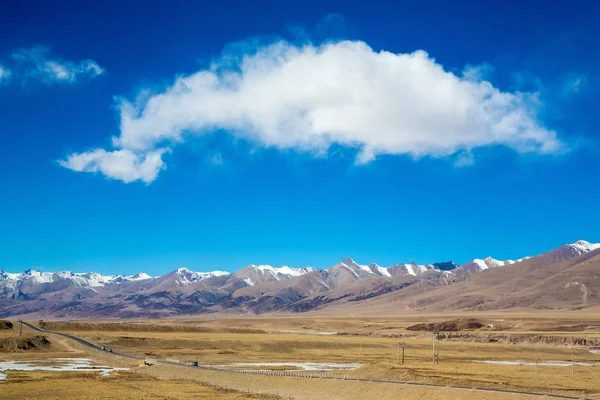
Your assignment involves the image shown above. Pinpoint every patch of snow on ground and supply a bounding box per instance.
[227,362,362,371]
[404,264,416,276]
[279,330,338,335]
[0,358,128,379]
[474,360,595,367]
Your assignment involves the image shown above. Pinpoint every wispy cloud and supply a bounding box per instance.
[462,62,495,82]
[454,151,474,167]
[209,152,224,166]
[561,73,587,99]
[0,65,10,83]
[62,39,562,183]
[11,46,104,85]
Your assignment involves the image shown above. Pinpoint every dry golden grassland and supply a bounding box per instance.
[1,370,282,400]
[4,314,600,399]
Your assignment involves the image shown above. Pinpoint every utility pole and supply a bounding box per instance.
[19,320,22,336]
[572,352,574,377]
[535,348,538,374]
[432,331,440,364]
[402,342,405,364]
[397,342,400,364]
[432,334,436,364]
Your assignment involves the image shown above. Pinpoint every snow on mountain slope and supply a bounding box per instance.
[174,268,230,286]
[569,240,600,255]
[370,263,391,277]
[251,265,315,280]
[460,257,514,273]
[387,263,436,277]
[0,269,154,291]
[460,253,536,273]
[232,264,315,287]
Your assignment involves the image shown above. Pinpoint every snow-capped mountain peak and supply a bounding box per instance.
[338,258,374,275]
[0,269,154,291]
[174,268,230,286]
[462,254,529,273]
[237,264,315,286]
[250,265,314,278]
[569,240,600,254]
[369,263,391,277]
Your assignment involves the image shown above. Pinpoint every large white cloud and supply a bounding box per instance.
[62,40,562,183]
[12,46,104,84]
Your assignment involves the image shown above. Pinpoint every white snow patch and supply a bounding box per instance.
[316,277,330,289]
[473,360,595,367]
[569,240,600,255]
[176,268,230,286]
[340,263,359,278]
[251,265,313,279]
[404,264,416,276]
[416,264,429,273]
[226,362,362,371]
[376,265,391,277]
[472,259,488,270]
[0,269,155,290]
[356,264,374,274]
[0,358,128,379]
[243,277,255,287]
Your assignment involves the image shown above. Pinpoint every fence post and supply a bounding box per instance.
[402,342,405,364]
[535,348,538,374]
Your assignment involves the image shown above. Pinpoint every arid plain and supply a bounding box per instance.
[3,313,600,399]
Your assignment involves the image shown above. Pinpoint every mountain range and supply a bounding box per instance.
[1,240,599,318]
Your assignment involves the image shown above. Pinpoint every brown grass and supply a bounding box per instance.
[40,321,266,335]
[0,320,14,330]
[0,335,50,352]
[406,318,484,331]
[1,371,282,400]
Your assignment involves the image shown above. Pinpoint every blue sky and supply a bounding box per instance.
[1,1,599,275]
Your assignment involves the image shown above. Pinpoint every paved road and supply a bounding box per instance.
[20,320,589,400]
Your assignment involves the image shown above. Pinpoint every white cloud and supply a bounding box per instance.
[0,65,10,83]
[64,39,562,183]
[59,148,168,184]
[12,46,104,84]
